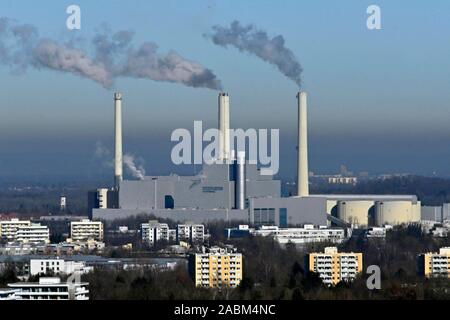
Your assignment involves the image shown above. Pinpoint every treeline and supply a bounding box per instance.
[0,185,91,215]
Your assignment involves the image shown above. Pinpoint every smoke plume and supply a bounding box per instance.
[94,142,146,180]
[0,17,222,90]
[94,141,114,168]
[123,153,146,180]
[206,20,302,87]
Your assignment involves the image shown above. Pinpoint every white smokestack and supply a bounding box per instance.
[297,91,309,197]
[218,92,230,162]
[235,151,246,210]
[114,92,123,189]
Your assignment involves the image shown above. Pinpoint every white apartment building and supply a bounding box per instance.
[177,223,205,243]
[141,221,170,245]
[251,224,345,245]
[7,277,89,300]
[308,247,363,286]
[30,258,93,276]
[70,219,104,241]
[169,229,176,242]
[15,224,50,244]
[190,246,243,288]
[0,219,31,241]
[0,289,20,300]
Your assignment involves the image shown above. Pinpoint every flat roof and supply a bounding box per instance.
[8,282,89,287]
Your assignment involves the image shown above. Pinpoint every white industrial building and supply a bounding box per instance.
[176,223,205,243]
[7,277,89,300]
[70,219,104,241]
[251,224,345,245]
[30,258,93,276]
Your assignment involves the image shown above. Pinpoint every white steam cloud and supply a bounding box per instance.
[94,142,145,180]
[206,20,303,88]
[0,17,222,90]
[123,154,146,180]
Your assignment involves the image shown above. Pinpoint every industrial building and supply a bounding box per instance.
[248,92,421,228]
[421,203,450,223]
[91,91,422,228]
[92,92,282,223]
[306,247,363,286]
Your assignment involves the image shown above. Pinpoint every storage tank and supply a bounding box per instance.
[337,200,373,227]
[326,200,338,216]
[374,201,420,226]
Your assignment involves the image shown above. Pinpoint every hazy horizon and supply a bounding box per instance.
[1,0,450,181]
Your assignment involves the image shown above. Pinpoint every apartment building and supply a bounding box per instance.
[189,246,243,288]
[0,219,31,241]
[70,219,104,241]
[141,221,170,245]
[420,247,450,278]
[30,258,93,276]
[15,224,50,244]
[7,277,89,300]
[0,289,20,300]
[177,223,205,243]
[307,247,363,286]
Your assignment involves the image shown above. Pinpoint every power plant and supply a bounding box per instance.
[91,92,281,223]
[91,91,421,228]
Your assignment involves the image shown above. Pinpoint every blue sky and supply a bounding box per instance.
[1,0,450,181]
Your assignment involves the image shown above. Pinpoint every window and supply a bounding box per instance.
[253,208,276,225]
[279,208,288,227]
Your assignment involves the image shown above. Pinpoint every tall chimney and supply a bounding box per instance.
[114,92,123,189]
[297,91,309,197]
[218,93,230,162]
[235,151,246,210]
